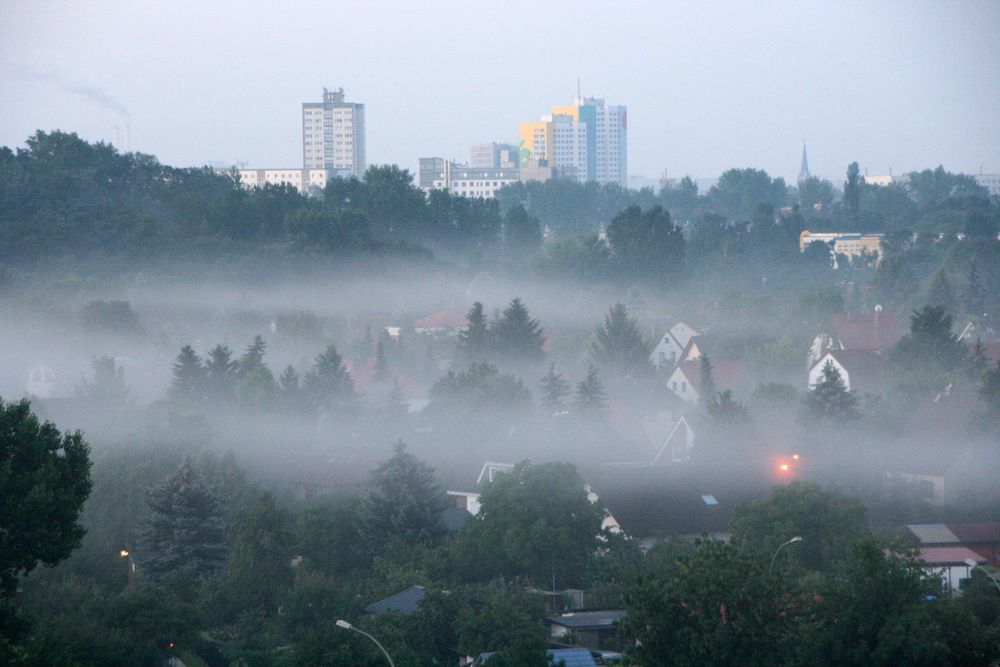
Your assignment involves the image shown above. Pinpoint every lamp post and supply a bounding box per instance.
[769,536,803,574]
[119,549,136,588]
[964,558,1000,593]
[335,619,395,667]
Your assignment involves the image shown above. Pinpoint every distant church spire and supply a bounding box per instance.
[798,143,811,184]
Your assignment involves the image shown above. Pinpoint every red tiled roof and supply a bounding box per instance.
[676,359,752,396]
[828,312,902,350]
[949,522,1000,544]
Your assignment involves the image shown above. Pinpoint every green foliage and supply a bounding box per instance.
[79,300,143,336]
[502,204,542,253]
[573,365,607,414]
[925,268,955,313]
[457,586,548,666]
[804,361,860,422]
[538,363,571,414]
[141,458,227,579]
[888,305,967,394]
[606,205,686,281]
[491,298,545,364]
[873,255,917,310]
[303,343,356,413]
[169,345,206,405]
[429,362,533,416]
[587,302,652,377]
[76,356,130,406]
[366,441,448,542]
[227,492,292,612]
[844,162,862,224]
[458,301,490,360]
[706,389,749,424]
[980,360,1000,430]
[204,344,237,404]
[459,462,605,587]
[295,498,368,575]
[699,354,717,404]
[730,482,867,571]
[0,399,93,596]
[708,168,788,222]
[622,539,794,667]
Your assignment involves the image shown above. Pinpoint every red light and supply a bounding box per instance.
[792,454,800,461]
[779,463,790,472]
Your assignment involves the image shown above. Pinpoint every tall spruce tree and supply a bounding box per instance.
[574,365,608,414]
[889,305,967,394]
[204,344,237,404]
[492,298,545,363]
[980,360,1000,429]
[366,440,448,542]
[142,458,226,579]
[804,361,860,422]
[169,345,206,404]
[927,269,955,313]
[699,354,717,405]
[458,301,490,359]
[237,335,267,377]
[588,303,652,377]
[374,339,390,382]
[965,259,985,315]
[303,343,355,412]
[539,363,571,414]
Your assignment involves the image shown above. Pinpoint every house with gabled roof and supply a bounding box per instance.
[807,349,886,395]
[667,359,751,405]
[808,307,903,367]
[649,321,701,370]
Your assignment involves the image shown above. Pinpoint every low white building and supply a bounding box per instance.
[219,167,331,194]
[918,547,984,591]
[417,158,519,199]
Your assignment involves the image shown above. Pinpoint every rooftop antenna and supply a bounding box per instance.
[125,122,131,152]
[576,78,581,102]
[113,125,120,148]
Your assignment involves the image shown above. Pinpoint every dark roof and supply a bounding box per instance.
[545,610,627,631]
[474,648,598,667]
[441,506,472,532]
[827,312,902,351]
[364,585,426,615]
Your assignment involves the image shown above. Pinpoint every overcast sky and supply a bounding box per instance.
[2,0,998,184]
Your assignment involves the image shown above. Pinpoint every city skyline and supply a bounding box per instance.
[2,1,999,183]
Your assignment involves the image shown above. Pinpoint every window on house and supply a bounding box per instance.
[681,382,687,392]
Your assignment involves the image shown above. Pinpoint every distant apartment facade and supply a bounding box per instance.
[975,173,1000,197]
[519,96,627,186]
[302,87,366,177]
[470,143,519,169]
[800,230,884,260]
[229,167,330,193]
[418,157,519,199]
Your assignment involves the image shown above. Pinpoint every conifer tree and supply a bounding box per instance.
[366,440,448,541]
[539,363,571,414]
[204,344,237,404]
[458,301,490,359]
[237,335,267,377]
[588,303,652,377]
[492,298,545,363]
[964,338,989,381]
[278,364,304,412]
[169,345,206,403]
[574,365,608,413]
[374,339,390,382]
[699,354,717,405]
[980,360,1000,429]
[803,361,860,422]
[142,458,226,579]
[706,389,749,423]
[965,259,984,315]
[77,356,129,405]
[927,269,955,313]
[304,343,355,412]
[386,378,409,419]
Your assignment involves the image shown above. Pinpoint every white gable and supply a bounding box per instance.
[807,353,851,391]
[670,321,700,349]
[667,366,698,404]
[652,415,696,464]
[650,332,684,369]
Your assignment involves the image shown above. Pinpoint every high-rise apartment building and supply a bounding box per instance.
[470,142,519,169]
[302,87,366,178]
[518,96,627,186]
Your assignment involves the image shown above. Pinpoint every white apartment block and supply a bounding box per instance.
[418,158,519,199]
[302,87,366,178]
[590,99,628,186]
[549,113,589,183]
[219,167,330,194]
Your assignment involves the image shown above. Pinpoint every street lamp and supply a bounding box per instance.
[769,536,803,573]
[964,558,1000,592]
[335,619,395,667]
[119,548,136,588]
